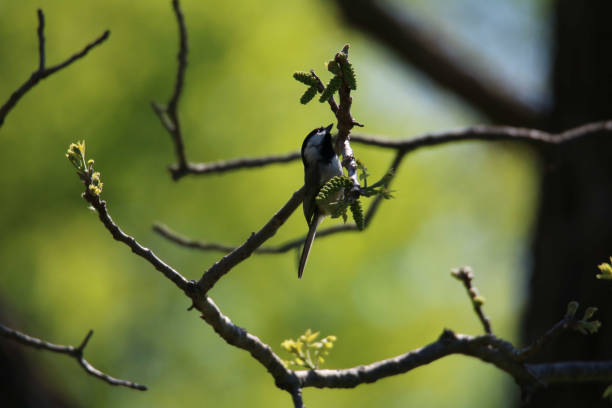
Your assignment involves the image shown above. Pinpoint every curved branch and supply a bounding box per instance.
[169,152,301,178]
[350,121,612,151]
[153,222,356,254]
[154,121,612,180]
[0,9,109,128]
[152,0,189,174]
[294,328,612,390]
[0,325,146,390]
[296,330,537,389]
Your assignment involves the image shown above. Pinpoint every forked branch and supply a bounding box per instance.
[0,325,146,390]
[0,9,109,128]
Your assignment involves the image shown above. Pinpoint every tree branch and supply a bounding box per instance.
[451,266,492,334]
[150,121,612,180]
[350,121,612,151]
[333,0,542,127]
[197,186,306,293]
[169,152,301,177]
[154,121,612,255]
[194,296,299,391]
[290,387,305,408]
[153,222,356,254]
[0,9,109,128]
[152,0,189,175]
[71,134,612,404]
[0,324,146,390]
[294,328,612,390]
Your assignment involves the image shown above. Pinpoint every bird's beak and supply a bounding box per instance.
[325,123,333,133]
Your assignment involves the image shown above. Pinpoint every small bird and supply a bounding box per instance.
[298,124,344,278]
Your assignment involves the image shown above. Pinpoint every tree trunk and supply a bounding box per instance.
[522,0,612,406]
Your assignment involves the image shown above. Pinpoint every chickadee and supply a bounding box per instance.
[298,124,344,278]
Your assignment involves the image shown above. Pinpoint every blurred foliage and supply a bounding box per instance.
[0,0,541,407]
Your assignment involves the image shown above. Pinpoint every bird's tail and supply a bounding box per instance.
[298,214,323,279]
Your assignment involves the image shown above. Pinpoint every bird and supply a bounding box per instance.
[298,124,344,278]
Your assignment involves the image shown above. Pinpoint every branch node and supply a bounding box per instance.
[439,328,456,342]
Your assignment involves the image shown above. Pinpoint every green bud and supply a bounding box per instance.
[566,301,579,318]
[473,296,486,306]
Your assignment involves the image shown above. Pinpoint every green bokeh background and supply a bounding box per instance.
[0,1,542,406]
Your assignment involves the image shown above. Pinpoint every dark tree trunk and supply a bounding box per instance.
[522,0,612,406]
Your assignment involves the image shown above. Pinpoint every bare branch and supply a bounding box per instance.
[0,324,146,390]
[296,330,537,389]
[152,0,189,175]
[350,121,612,151]
[294,328,612,390]
[157,121,612,180]
[333,0,542,126]
[517,317,574,362]
[451,266,492,334]
[36,9,45,71]
[529,362,612,384]
[197,186,305,293]
[154,121,612,258]
[154,221,356,254]
[0,9,109,128]
[169,152,301,179]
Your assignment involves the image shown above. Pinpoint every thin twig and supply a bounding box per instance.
[169,152,301,178]
[515,306,599,363]
[0,324,146,390]
[153,223,353,254]
[311,70,339,115]
[0,9,110,128]
[451,266,492,334]
[152,0,189,176]
[36,10,45,71]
